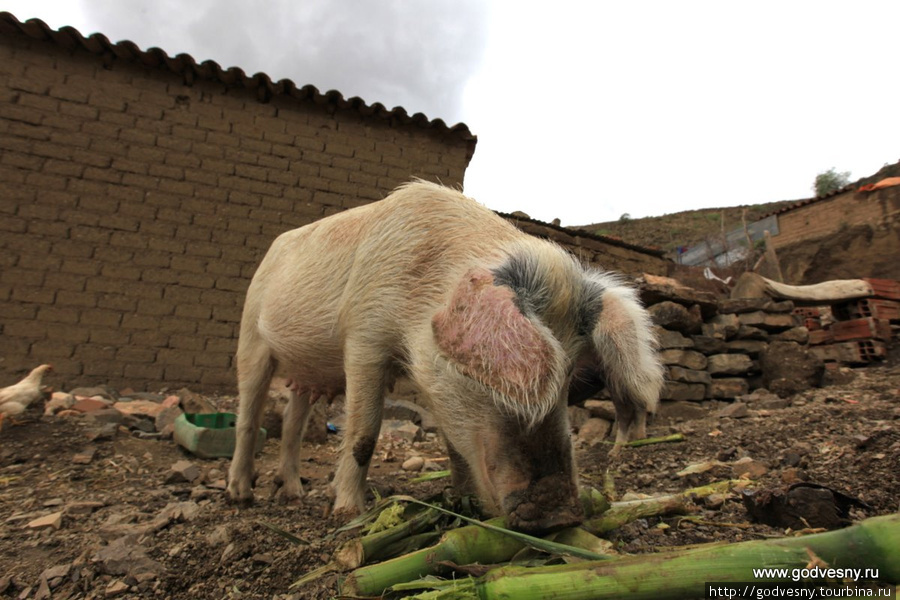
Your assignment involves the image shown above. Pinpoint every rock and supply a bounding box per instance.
[656,401,708,421]
[661,382,706,401]
[774,327,810,344]
[105,579,130,597]
[647,301,702,334]
[304,401,330,444]
[667,366,711,385]
[707,354,753,376]
[159,501,200,522]
[44,392,75,416]
[381,420,423,443]
[162,395,181,408]
[207,525,232,547]
[707,313,740,339]
[69,386,116,400]
[577,418,611,445]
[401,456,425,472]
[584,400,616,421]
[39,564,70,588]
[760,341,825,398]
[732,457,767,479]
[567,405,591,433]
[85,408,125,425]
[34,578,51,600]
[659,349,708,370]
[717,401,749,418]
[155,405,183,437]
[178,388,217,414]
[28,512,63,530]
[739,389,790,410]
[72,448,97,465]
[717,298,773,314]
[166,460,201,484]
[736,325,769,340]
[653,326,694,349]
[690,335,726,355]
[707,378,750,399]
[383,398,424,423]
[725,340,769,356]
[65,501,106,517]
[636,274,718,317]
[72,397,111,413]
[738,311,800,331]
[113,400,165,419]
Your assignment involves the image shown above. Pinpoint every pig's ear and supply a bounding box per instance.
[432,268,564,416]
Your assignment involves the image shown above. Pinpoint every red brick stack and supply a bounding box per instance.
[806,278,899,365]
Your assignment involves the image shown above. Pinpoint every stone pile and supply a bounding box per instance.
[638,275,822,403]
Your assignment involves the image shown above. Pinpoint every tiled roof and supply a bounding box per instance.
[0,12,477,158]
[761,159,900,219]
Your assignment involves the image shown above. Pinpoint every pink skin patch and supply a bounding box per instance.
[432,269,555,406]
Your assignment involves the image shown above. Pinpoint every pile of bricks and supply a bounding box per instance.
[806,279,900,366]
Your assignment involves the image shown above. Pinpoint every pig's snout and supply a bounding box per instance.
[502,473,583,535]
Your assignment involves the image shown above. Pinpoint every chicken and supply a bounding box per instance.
[0,364,52,429]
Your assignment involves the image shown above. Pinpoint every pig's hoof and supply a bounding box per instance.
[332,505,361,524]
[225,487,255,507]
[608,443,625,458]
[273,474,307,504]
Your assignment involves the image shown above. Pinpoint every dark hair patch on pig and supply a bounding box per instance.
[575,280,605,336]
[352,435,377,467]
[491,253,550,316]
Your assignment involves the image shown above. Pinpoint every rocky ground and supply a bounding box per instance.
[1,358,898,600]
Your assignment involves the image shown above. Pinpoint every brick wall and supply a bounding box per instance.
[772,186,900,248]
[0,30,472,391]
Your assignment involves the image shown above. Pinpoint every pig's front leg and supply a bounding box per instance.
[332,350,386,518]
[274,388,314,502]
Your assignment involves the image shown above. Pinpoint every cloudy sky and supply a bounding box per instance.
[4,1,899,226]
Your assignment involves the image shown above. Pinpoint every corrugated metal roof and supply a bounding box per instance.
[0,12,477,159]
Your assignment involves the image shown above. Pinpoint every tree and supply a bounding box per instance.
[813,167,851,196]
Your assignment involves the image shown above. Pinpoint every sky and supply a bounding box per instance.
[3,1,899,226]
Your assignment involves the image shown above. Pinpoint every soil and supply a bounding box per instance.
[1,358,898,600]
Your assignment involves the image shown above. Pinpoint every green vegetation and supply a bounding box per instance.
[813,167,851,197]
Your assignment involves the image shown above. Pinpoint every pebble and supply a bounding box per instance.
[27,512,63,530]
[401,456,425,472]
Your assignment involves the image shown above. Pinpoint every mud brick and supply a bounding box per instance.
[862,278,900,300]
[831,317,892,342]
[833,299,900,322]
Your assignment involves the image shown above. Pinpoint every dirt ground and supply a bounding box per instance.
[1,357,898,599]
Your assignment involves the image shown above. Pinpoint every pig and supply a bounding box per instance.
[226,180,664,534]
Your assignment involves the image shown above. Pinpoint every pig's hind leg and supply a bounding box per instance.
[332,346,388,518]
[227,340,276,505]
[273,387,314,502]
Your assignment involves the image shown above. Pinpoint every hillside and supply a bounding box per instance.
[580,160,900,256]
[577,200,797,256]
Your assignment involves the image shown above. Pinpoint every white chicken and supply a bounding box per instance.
[0,364,52,429]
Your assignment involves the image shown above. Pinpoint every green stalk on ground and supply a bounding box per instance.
[463,513,900,600]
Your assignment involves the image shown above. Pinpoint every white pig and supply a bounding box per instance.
[226,180,663,533]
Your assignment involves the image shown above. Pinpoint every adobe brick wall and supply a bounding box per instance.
[771,186,900,248]
[0,32,472,391]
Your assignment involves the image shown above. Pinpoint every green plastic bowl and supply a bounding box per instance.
[173,412,266,459]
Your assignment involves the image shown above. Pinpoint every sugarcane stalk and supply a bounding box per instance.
[342,517,522,596]
[474,513,900,600]
[584,479,743,535]
[625,433,685,447]
[334,507,442,569]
